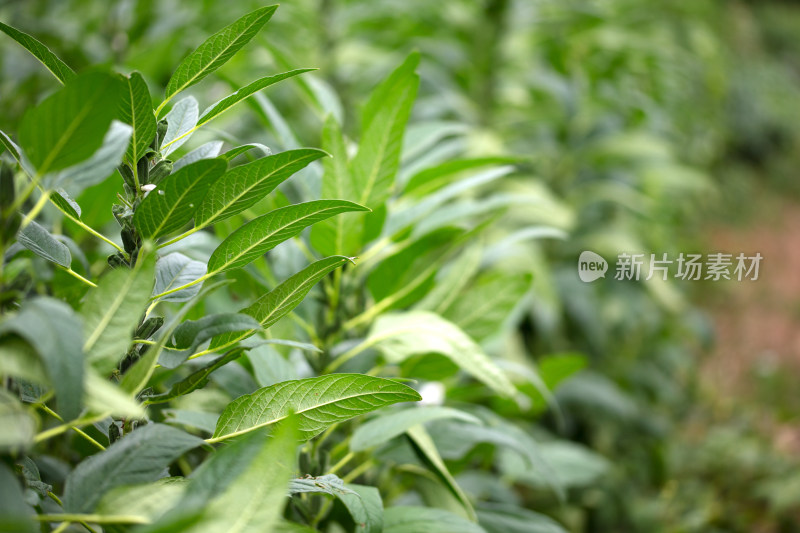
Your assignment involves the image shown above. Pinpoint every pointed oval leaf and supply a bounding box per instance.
[173,141,224,172]
[310,116,361,256]
[0,297,84,420]
[288,474,354,496]
[159,313,260,369]
[207,200,368,273]
[16,220,71,267]
[81,253,155,374]
[133,158,226,239]
[339,484,383,533]
[63,424,204,513]
[360,311,517,398]
[351,52,419,208]
[210,374,421,443]
[51,188,81,219]
[198,69,315,127]
[153,252,208,302]
[163,6,277,105]
[210,256,353,350]
[406,425,476,521]
[180,418,297,533]
[350,406,480,452]
[120,71,157,166]
[161,96,199,156]
[18,72,123,174]
[47,120,132,191]
[0,21,75,84]
[195,148,326,229]
[144,349,245,403]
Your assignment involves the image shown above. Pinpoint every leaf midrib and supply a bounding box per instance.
[167,10,270,101]
[146,165,216,238]
[212,379,416,441]
[212,206,343,272]
[198,153,317,229]
[357,80,415,206]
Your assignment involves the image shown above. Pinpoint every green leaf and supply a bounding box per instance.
[84,370,145,418]
[63,424,204,513]
[0,21,74,84]
[405,157,521,197]
[502,440,609,490]
[207,200,368,273]
[442,272,532,341]
[0,297,84,420]
[210,374,421,443]
[477,504,568,533]
[367,228,458,308]
[163,6,278,107]
[351,406,480,452]
[120,280,232,395]
[288,474,355,496]
[46,120,132,191]
[220,143,271,161]
[153,252,207,303]
[160,96,199,156]
[339,484,383,533]
[145,349,245,404]
[0,390,36,452]
[173,141,224,172]
[16,221,71,267]
[351,52,419,208]
[159,314,260,369]
[0,462,37,533]
[51,188,81,219]
[210,256,353,349]
[310,116,363,256]
[120,71,157,166]
[195,148,327,230]
[416,245,483,314]
[407,425,476,521]
[18,71,123,174]
[384,506,486,533]
[81,252,155,374]
[198,69,315,127]
[95,478,187,523]
[362,311,517,398]
[133,158,226,239]
[182,417,298,533]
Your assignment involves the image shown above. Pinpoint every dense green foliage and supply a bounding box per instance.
[1,1,799,532]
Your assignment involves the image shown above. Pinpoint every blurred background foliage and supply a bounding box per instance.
[2,0,799,531]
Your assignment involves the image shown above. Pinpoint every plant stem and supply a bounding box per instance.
[59,208,127,256]
[38,404,105,450]
[328,452,354,475]
[342,459,375,483]
[19,189,51,229]
[34,412,110,444]
[33,514,148,525]
[158,226,201,248]
[59,266,97,288]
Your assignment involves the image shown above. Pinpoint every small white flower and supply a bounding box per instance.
[141,184,156,192]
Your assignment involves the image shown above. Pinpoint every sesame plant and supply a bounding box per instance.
[0,5,573,533]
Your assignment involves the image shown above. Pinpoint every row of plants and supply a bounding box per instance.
[0,5,581,532]
[2,0,799,532]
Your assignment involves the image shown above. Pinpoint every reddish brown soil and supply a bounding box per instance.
[703,200,800,452]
